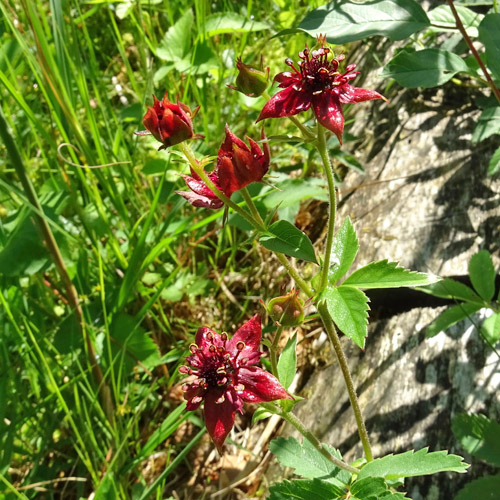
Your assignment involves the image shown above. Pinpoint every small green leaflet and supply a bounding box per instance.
[481,312,500,347]
[428,5,483,37]
[455,474,500,500]
[328,217,359,285]
[426,303,483,338]
[343,260,438,289]
[381,49,468,88]
[417,278,483,304]
[252,406,274,424]
[204,13,269,36]
[472,106,500,144]
[277,333,297,390]
[294,0,430,44]
[156,9,193,62]
[349,477,407,500]
[260,220,317,263]
[324,286,370,349]
[269,437,351,487]
[268,479,345,500]
[478,14,500,82]
[468,250,496,301]
[357,448,468,481]
[488,145,500,176]
[452,414,500,467]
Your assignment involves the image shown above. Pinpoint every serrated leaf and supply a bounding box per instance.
[343,260,438,289]
[268,479,345,500]
[381,49,468,88]
[277,333,297,390]
[472,107,500,143]
[455,474,500,500]
[260,220,317,263]
[349,477,406,500]
[426,302,483,338]
[328,217,359,285]
[156,9,193,62]
[357,448,468,481]
[428,5,483,37]
[269,437,351,487]
[469,250,495,301]
[478,14,500,82]
[488,145,500,176]
[324,286,369,348]
[294,0,430,44]
[481,312,500,347]
[452,414,500,467]
[417,278,483,304]
[204,13,269,36]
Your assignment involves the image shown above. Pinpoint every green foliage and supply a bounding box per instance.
[277,333,298,390]
[328,217,359,285]
[260,220,318,263]
[455,474,500,500]
[469,250,496,301]
[357,448,469,481]
[268,478,345,500]
[478,14,500,81]
[472,107,500,144]
[425,302,483,338]
[481,312,500,347]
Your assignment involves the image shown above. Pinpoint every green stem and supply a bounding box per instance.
[178,143,264,231]
[318,302,373,462]
[241,187,265,227]
[279,408,361,475]
[0,109,114,423]
[316,123,337,292]
[270,325,285,377]
[275,252,314,297]
[446,0,500,104]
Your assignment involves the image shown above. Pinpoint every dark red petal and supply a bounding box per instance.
[247,137,270,173]
[274,71,300,88]
[217,156,241,197]
[227,314,261,360]
[221,125,248,153]
[175,190,224,209]
[312,92,344,144]
[183,385,205,410]
[181,174,217,199]
[203,390,237,453]
[194,327,219,348]
[257,85,311,122]
[238,366,292,403]
[142,107,162,143]
[339,84,386,105]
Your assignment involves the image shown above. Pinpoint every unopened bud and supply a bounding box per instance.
[227,58,269,97]
[266,288,305,327]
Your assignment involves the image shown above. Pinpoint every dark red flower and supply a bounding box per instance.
[175,125,270,209]
[180,315,292,452]
[257,38,386,144]
[134,92,202,150]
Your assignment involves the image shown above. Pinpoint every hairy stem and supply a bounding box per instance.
[0,109,114,423]
[270,325,285,377]
[279,408,361,475]
[446,0,500,104]
[240,187,265,227]
[318,302,373,461]
[316,123,337,292]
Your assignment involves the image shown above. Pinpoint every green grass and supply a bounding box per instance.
[0,0,323,498]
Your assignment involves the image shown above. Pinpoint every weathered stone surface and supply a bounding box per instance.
[278,80,500,499]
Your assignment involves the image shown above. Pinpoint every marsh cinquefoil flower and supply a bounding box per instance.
[135,92,202,150]
[257,37,386,144]
[176,125,270,209]
[180,315,292,452]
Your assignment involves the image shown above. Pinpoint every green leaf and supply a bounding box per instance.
[277,333,297,390]
[262,177,328,209]
[268,479,345,500]
[357,448,468,481]
[469,250,495,301]
[260,220,317,263]
[452,414,500,467]
[252,406,274,424]
[343,260,438,289]
[481,312,500,347]
[488,145,500,176]
[328,217,360,285]
[455,474,500,500]
[156,9,193,62]
[204,13,269,36]
[426,302,483,338]
[324,286,369,349]
[381,49,468,88]
[350,477,406,500]
[428,5,483,37]
[478,14,500,82]
[269,437,351,486]
[417,278,483,304]
[295,0,430,44]
[331,150,365,174]
[472,106,500,143]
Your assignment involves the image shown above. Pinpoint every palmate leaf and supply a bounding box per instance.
[328,217,360,285]
[324,286,370,349]
[269,437,351,487]
[357,448,468,481]
[452,414,500,467]
[268,479,345,500]
[343,260,439,289]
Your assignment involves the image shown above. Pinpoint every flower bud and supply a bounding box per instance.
[266,289,305,327]
[227,58,269,97]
